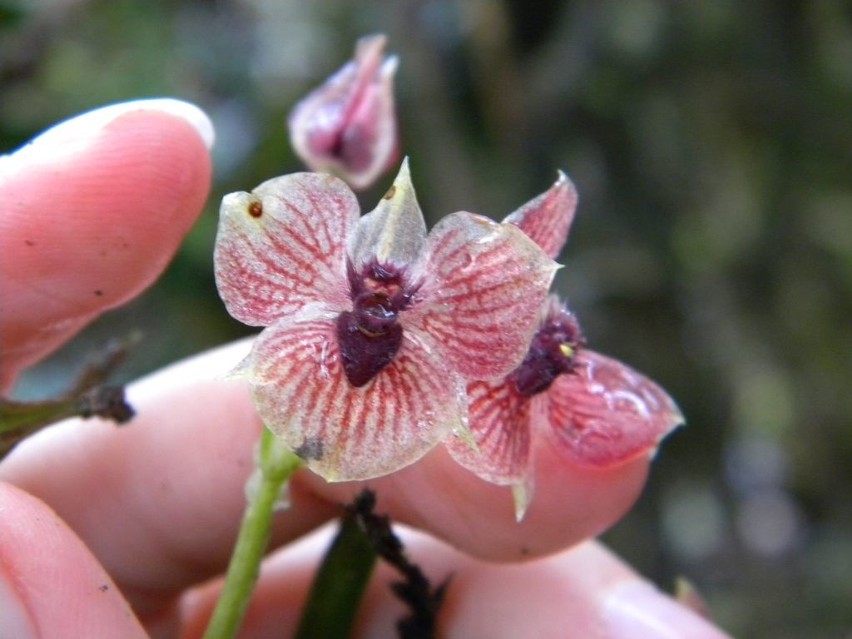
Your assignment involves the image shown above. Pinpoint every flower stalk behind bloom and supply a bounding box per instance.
[447,172,684,519]
[288,34,399,190]
[214,160,558,481]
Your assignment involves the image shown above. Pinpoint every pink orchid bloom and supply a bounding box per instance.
[447,173,684,519]
[214,160,558,481]
[288,34,399,191]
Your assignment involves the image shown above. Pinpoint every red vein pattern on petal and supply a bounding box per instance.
[503,171,578,260]
[214,173,357,326]
[542,350,685,468]
[246,314,466,481]
[447,379,532,487]
[410,212,558,381]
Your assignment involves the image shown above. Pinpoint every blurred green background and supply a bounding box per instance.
[3,1,851,636]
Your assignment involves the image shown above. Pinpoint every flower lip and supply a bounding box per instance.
[508,304,584,397]
[337,308,403,387]
[338,258,420,387]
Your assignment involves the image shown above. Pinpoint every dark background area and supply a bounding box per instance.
[3,1,851,637]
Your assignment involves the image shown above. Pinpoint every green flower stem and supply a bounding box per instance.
[203,428,302,639]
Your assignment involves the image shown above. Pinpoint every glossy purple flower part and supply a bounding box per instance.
[288,34,399,191]
[446,173,684,519]
[214,160,558,481]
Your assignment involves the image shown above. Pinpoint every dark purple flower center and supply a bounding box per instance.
[336,260,417,387]
[508,308,584,397]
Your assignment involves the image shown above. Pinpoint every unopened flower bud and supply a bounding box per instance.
[288,34,399,190]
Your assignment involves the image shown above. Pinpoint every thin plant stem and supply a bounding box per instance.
[203,428,302,639]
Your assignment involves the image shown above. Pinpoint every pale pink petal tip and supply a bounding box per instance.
[511,477,534,522]
[288,33,399,190]
[544,350,684,468]
[503,170,579,260]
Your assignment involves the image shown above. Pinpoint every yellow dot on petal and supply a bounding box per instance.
[559,343,574,358]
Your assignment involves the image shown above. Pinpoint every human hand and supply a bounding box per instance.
[0,100,729,638]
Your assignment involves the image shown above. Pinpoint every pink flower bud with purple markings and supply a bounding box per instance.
[214,160,558,481]
[288,34,399,191]
[447,173,684,519]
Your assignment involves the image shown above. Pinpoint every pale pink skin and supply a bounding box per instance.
[288,34,399,190]
[213,161,558,481]
[0,103,729,638]
[447,172,684,519]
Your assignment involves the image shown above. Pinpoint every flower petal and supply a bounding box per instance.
[244,313,466,481]
[503,170,578,260]
[447,380,532,488]
[542,350,684,467]
[214,173,357,326]
[410,213,559,380]
[348,158,426,269]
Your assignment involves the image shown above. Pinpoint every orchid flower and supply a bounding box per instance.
[214,160,558,481]
[447,173,684,519]
[288,34,399,190]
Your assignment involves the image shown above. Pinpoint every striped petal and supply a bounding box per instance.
[542,350,684,467]
[410,212,558,381]
[503,171,578,260]
[214,172,357,326]
[447,379,532,488]
[243,311,466,481]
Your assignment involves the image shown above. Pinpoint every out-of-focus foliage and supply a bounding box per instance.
[3,1,851,637]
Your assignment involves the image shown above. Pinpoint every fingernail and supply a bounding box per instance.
[0,570,38,639]
[10,98,215,166]
[131,98,216,149]
[603,581,732,639]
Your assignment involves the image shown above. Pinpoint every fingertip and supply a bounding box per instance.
[517,437,651,554]
[0,483,147,638]
[0,100,214,385]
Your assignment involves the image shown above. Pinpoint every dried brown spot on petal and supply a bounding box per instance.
[247,199,263,218]
[295,436,325,461]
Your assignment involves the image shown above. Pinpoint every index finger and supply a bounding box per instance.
[0,99,214,390]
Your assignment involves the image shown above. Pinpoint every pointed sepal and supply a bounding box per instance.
[503,171,578,260]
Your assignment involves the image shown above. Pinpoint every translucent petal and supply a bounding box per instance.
[214,173,357,326]
[244,312,466,481]
[447,379,532,488]
[542,350,685,467]
[348,158,426,268]
[410,212,559,380]
[503,171,578,260]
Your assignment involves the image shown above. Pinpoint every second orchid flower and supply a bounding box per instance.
[447,173,685,520]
